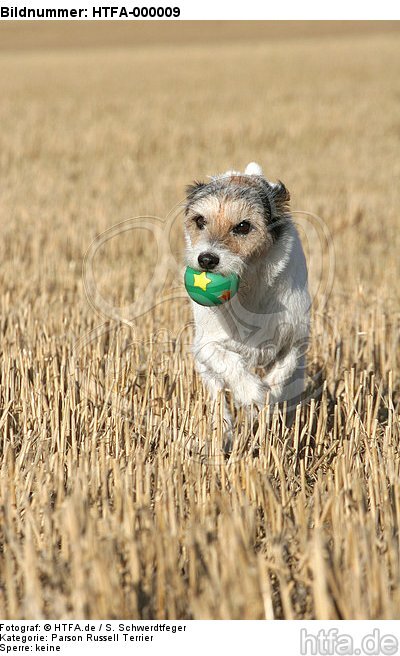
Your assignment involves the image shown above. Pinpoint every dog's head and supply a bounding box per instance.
[184,163,291,276]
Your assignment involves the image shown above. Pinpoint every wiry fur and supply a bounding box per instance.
[184,163,311,436]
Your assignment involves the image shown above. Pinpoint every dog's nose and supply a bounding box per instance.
[198,252,220,270]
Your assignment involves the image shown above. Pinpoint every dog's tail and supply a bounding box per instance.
[244,162,263,176]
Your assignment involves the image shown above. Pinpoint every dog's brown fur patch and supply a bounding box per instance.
[185,194,273,259]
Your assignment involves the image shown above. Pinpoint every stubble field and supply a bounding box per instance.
[0,21,400,619]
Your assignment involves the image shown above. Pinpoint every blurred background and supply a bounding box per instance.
[1,20,399,302]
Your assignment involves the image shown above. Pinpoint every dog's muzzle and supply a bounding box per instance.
[198,252,220,270]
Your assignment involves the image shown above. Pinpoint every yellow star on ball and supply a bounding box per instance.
[193,271,211,291]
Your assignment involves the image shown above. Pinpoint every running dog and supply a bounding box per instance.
[184,162,310,429]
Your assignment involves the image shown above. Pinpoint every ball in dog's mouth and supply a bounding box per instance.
[184,267,240,307]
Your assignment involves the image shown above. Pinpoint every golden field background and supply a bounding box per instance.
[0,21,400,619]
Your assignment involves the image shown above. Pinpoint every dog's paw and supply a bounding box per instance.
[233,375,267,408]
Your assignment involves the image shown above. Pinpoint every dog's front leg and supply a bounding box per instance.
[194,340,266,408]
[194,358,233,434]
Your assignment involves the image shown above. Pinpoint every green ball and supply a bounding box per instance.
[184,267,240,307]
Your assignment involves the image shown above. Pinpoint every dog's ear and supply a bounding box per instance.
[185,181,206,215]
[260,179,290,242]
[271,180,290,215]
[186,181,206,200]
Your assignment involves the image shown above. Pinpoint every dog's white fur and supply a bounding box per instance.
[185,163,311,428]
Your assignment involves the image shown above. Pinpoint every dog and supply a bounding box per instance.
[184,162,310,432]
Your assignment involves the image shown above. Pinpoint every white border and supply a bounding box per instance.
[0,621,399,655]
[0,0,399,20]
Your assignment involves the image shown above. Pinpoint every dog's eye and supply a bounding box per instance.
[232,220,252,235]
[194,215,206,230]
